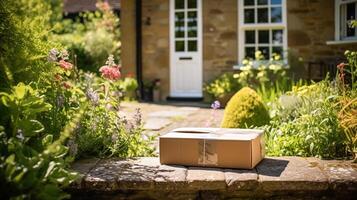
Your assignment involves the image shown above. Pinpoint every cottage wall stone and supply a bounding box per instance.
[121,0,137,76]
[287,0,357,63]
[202,0,238,83]
[142,0,170,100]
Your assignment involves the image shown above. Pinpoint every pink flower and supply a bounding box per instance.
[59,60,73,70]
[337,63,346,70]
[62,82,72,89]
[99,65,121,80]
[54,74,62,81]
[96,2,110,11]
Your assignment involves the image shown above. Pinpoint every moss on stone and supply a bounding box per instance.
[221,87,270,128]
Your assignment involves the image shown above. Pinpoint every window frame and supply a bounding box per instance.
[237,0,288,63]
[334,0,357,41]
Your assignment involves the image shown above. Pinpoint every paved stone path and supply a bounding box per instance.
[120,101,224,153]
[70,157,357,200]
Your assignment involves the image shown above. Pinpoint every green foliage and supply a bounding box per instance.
[114,77,139,101]
[72,72,154,158]
[204,73,240,101]
[0,0,59,89]
[52,2,121,72]
[338,97,357,162]
[0,83,78,200]
[221,87,270,128]
[265,81,347,158]
[337,50,357,161]
[204,51,293,104]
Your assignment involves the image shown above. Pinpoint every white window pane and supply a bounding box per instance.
[175,41,185,52]
[187,11,197,38]
[272,46,283,58]
[175,12,185,38]
[245,30,255,44]
[258,8,269,23]
[244,0,255,6]
[258,30,269,44]
[245,47,256,59]
[346,3,356,37]
[244,9,255,23]
[187,0,197,9]
[258,46,270,59]
[258,0,268,5]
[271,7,282,23]
[270,0,282,5]
[272,30,283,44]
[188,40,197,51]
[175,0,184,9]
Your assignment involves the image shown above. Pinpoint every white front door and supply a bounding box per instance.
[170,0,202,98]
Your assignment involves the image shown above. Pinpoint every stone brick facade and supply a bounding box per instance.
[121,0,136,76]
[287,0,357,63]
[141,0,170,100]
[202,0,238,83]
[121,0,357,100]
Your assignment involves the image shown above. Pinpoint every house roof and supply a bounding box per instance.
[63,0,120,13]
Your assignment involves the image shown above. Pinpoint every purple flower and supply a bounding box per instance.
[133,108,142,126]
[48,48,59,62]
[86,88,99,105]
[211,100,221,110]
[56,95,65,107]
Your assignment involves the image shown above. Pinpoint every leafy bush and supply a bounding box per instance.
[114,77,139,101]
[0,83,78,200]
[221,87,270,128]
[67,56,154,158]
[204,51,292,104]
[0,0,58,89]
[204,73,240,105]
[265,81,346,158]
[337,50,357,161]
[52,2,121,72]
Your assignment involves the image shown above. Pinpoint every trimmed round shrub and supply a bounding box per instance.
[221,87,270,128]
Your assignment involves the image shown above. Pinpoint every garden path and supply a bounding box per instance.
[120,101,224,153]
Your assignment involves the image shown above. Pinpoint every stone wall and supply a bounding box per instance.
[120,0,137,76]
[69,157,357,200]
[202,0,238,83]
[142,0,170,100]
[287,0,357,63]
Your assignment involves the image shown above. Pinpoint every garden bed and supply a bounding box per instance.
[69,157,357,200]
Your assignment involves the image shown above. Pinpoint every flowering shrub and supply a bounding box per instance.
[265,81,346,158]
[64,55,154,158]
[205,51,291,105]
[99,55,121,80]
[52,1,121,72]
[336,50,357,162]
[204,73,240,104]
[265,51,357,160]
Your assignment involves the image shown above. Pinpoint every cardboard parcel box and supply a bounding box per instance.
[159,128,265,169]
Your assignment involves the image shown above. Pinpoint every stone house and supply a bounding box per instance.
[121,0,357,100]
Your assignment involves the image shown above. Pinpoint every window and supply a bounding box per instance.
[238,0,287,61]
[335,0,357,41]
[174,0,199,52]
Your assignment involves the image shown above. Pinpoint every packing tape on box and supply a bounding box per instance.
[198,139,218,166]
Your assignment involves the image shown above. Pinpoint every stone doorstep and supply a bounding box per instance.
[70,157,357,195]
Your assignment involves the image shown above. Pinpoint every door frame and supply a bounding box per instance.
[169,0,203,98]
